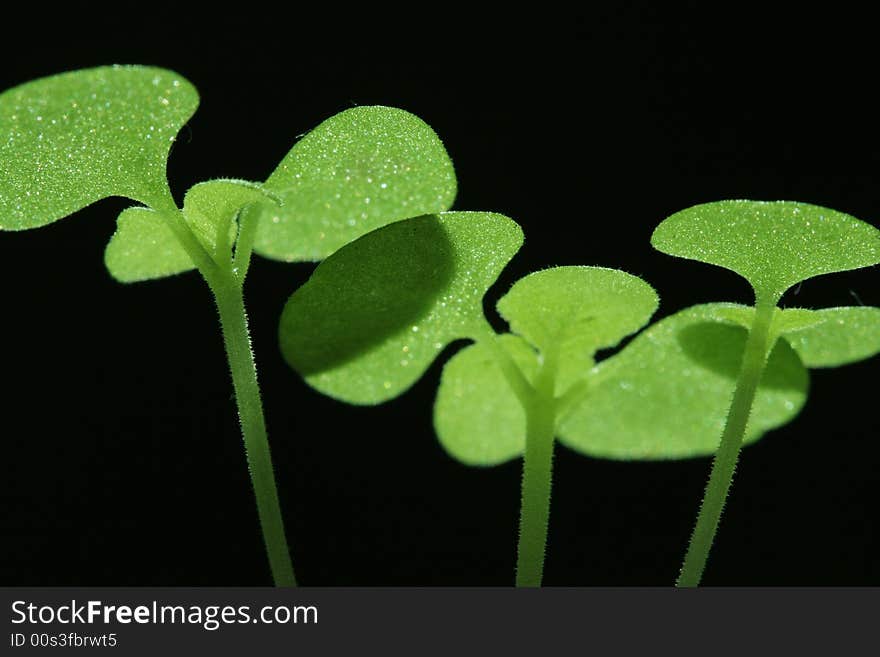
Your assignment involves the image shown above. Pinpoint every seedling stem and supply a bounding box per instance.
[515,341,559,587]
[211,271,296,586]
[677,296,776,587]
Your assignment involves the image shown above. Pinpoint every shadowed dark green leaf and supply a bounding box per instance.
[651,201,880,301]
[557,304,809,459]
[279,212,523,404]
[496,266,658,393]
[434,335,537,466]
[105,207,195,282]
[253,106,457,262]
[1,66,198,229]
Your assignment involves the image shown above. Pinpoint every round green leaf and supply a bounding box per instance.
[253,106,457,262]
[105,180,278,283]
[1,66,198,229]
[698,303,880,368]
[779,306,880,368]
[434,335,537,466]
[496,266,658,393]
[105,207,195,282]
[279,212,523,404]
[651,201,880,302]
[182,179,278,256]
[557,304,809,460]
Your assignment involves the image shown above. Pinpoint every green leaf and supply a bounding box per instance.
[434,267,656,466]
[105,207,195,282]
[253,106,457,262]
[279,212,523,404]
[496,266,659,393]
[696,303,880,368]
[1,65,198,229]
[771,308,828,335]
[651,201,880,302]
[775,306,880,368]
[105,179,279,283]
[704,303,823,336]
[557,304,809,459]
[433,335,537,466]
[182,179,278,257]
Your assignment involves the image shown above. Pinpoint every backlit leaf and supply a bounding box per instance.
[496,266,658,394]
[651,201,880,302]
[253,106,457,262]
[433,335,537,466]
[105,180,279,283]
[705,303,822,336]
[105,207,195,282]
[698,303,880,368]
[279,212,523,404]
[775,306,880,368]
[1,66,198,229]
[182,179,277,256]
[557,304,809,459]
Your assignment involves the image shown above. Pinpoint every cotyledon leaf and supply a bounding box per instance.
[771,306,880,368]
[434,300,879,465]
[557,304,809,460]
[252,106,457,262]
[279,212,523,404]
[496,266,659,394]
[434,335,538,466]
[651,201,880,302]
[105,207,196,283]
[105,180,278,283]
[697,303,880,368]
[182,179,279,256]
[435,267,656,466]
[1,65,198,229]
[706,303,823,336]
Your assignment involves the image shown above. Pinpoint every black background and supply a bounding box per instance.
[2,8,878,586]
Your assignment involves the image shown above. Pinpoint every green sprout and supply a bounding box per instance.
[650,200,880,586]
[7,66,879,588]
[1,65,456,585]
[278,213,664,586]
[278,199,880,587]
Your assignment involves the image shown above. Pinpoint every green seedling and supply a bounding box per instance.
[278,202,880,587]
[1,65,457,585]
[277,212,666,585]
[649,200,880,586]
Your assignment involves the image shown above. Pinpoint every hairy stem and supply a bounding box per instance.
[210,273,297,586]
[676,298,776,587]
[153,188,295,585]
[515,345,559,587]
